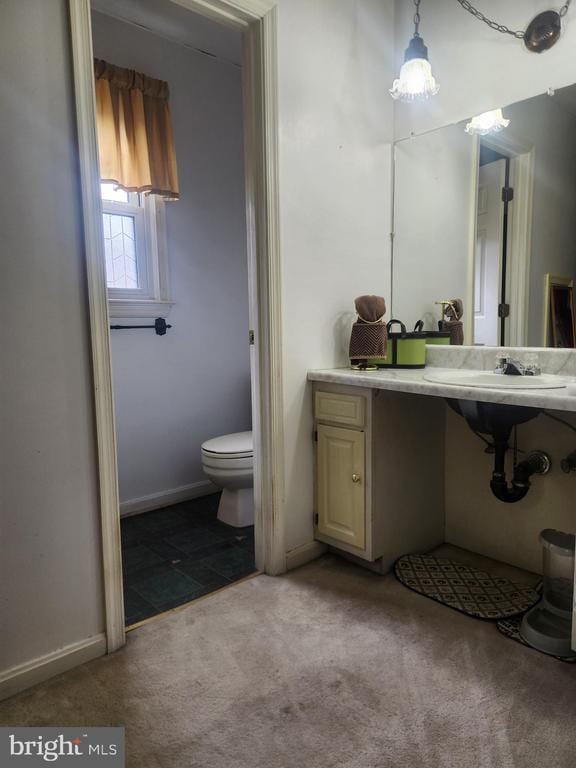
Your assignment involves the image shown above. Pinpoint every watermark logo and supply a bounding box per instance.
[0,728,124,766]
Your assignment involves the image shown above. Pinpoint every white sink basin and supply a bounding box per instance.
[423,369,568,390]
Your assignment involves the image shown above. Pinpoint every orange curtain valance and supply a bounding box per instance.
[94,59,179,200]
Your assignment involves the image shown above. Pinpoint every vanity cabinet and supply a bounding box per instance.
[313,382,446,571]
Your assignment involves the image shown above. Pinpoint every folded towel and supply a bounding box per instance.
[438,299,464,344]
[440,320,464,346]
[349,295,388,361]
[355,295,386,324]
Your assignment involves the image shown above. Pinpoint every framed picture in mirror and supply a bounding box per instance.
[544,275,576,348]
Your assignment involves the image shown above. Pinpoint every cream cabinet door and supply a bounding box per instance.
[317,425,365,549]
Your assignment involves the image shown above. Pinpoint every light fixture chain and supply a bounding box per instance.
[457,0,573,36]
[455,0,525,38]
[413,0,421,36]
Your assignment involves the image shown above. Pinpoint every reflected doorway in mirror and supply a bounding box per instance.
[474,155,506,346]
[545,275,576,348]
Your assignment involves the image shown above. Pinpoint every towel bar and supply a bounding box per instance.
[109,317,172,336]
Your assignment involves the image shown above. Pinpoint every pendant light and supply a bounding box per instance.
[390,0,439,102]
[465,109,510,136]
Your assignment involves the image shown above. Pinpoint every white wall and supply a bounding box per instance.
[392,124,475,331]
[91,12,252,507]
[277,0,396,552]
[394,0,576,141]
[0,0,104,674]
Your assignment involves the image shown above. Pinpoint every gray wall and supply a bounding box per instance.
[91,12,251,506]
[0,0,104,672]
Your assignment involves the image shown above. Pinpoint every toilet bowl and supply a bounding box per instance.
[201,431,254,527]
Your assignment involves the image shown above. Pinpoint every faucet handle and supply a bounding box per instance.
[494,356,510,374]
[494,356,541,377]
[494,357,524,376]
[523,365,542,377]
[523,353,541,376]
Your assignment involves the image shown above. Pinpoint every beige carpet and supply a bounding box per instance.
[1,549,576,767]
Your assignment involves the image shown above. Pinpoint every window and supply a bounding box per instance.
[100,183,171,319]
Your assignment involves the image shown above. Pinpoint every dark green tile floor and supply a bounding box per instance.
[121,492,255,626]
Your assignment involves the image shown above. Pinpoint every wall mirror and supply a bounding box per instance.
[391,82,576,349]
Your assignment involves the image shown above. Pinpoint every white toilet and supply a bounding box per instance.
[201,431,254,527]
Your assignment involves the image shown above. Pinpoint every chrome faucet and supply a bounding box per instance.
[494,357,541,377]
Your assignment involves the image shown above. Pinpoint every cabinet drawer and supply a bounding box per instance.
[315,391,365,427]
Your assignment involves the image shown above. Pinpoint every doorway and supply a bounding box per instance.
[90,1,258,627]
[474,145,509,346]
[473,138,534,348]
[69,0,284,651]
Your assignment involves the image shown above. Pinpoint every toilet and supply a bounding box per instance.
[201,431,254,527]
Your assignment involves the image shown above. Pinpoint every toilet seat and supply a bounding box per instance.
[201,431,253,460]
[201,453,253,472]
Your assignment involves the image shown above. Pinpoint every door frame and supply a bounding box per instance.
[471,133,535,347]
[68,0,285,653]
[474,158,507,347]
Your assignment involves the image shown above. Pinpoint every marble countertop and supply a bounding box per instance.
[307,367,576,413]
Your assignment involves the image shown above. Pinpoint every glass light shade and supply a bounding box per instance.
[465,109,510,136]
[390,58,440,102]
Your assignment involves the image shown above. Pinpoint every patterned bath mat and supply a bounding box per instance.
[496,616,576,663]
[394,554,540,620]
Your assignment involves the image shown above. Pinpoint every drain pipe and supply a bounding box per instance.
[445,400,552,503]
[490,443,552,504]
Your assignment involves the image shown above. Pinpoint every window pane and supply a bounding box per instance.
[101,182,129,204]
[102,213,139,289]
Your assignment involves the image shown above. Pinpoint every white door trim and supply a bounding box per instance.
[68,0,284,654]
[69,0,124,653]
[507,150,534,347]
[465,136,480,345]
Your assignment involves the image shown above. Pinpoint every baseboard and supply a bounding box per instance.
[120,480,219,518]
[0,634,107,702]
[329,546,390,574]
[286,540,328,571]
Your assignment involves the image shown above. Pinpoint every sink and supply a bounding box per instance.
[423,369,568,390]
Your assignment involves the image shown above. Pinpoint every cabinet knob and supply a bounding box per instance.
[352,473,361,484]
